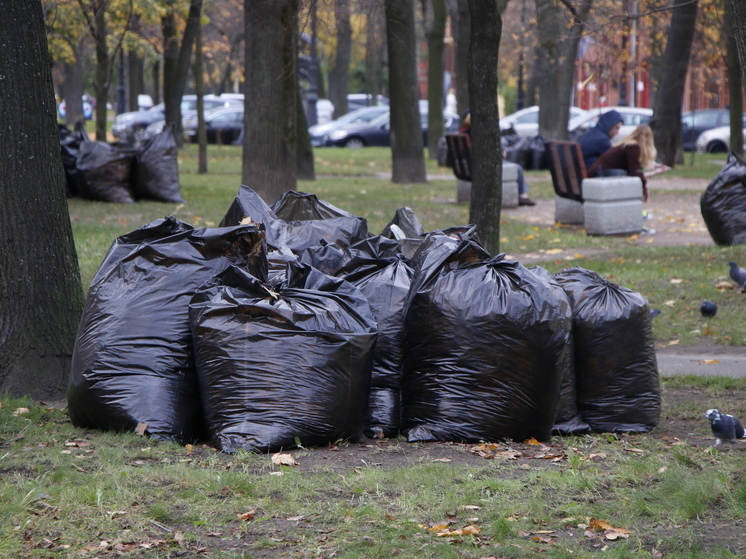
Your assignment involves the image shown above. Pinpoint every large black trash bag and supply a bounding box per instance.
[189,263,377,453]
[220,185,369,252]
[68,216,267,444]
[401,233,567,443]
[271,190,353,220]
[700,152,746,246]
[381,207,425,239]
[59,124,82,197]
[553,267,660,433]
[76,139,135,203]
[526,135,547,170]
[300,237,414,438]
[529,266,589,435]
[500,126,522,151]
[132,124,184,203]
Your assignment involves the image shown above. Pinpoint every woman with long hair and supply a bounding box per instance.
[587,124,663,202]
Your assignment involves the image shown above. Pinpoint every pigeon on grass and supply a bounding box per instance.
[705,409,745,446]
[728,261,746,292]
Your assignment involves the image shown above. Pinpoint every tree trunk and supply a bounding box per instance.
[0,0,84,399]
[63,39,86,126]
[152,59,161,105]
[297,85,316,180]
[162,0,202,146]
[243,0,298,202]
[455,0,471,116]
[423,0,446,160]
[467,0,504,255]
[365,1,385,103]
[649,0,698,167]
[727,2,743,156]
[127,14,144,112]
[535,0,593,141]
[194,14,208,174]
[730,0,746,89]
[93,4,110,141]
[384,0,427,184]
[329,0,352,119]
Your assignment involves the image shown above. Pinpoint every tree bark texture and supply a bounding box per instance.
[63,37,86,126]
[649,0,698,167]
[297,85,316,180]
[730,0,746,89]
[384,0,427,184]
[194,15,208,173]
[329,0,352,119]
[455,0,471,116]
[727,2,743,156]
[467,0,505,255]
[243,0,298,201]
[0,0,84,399]
[93,3,110,141]
[423,0,446,160]
[535,0,592,141]
[162,0,203,145]
[364,2,385,103]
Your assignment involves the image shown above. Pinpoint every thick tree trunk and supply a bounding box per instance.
[329,0,352,119]
[536,0,592,141]
[93,5,110,141]
[243,0,298,202]
[162,0,202,146]
[424,0,446,160]
[649,0,698,167]
[455,0,471,116]
[0,0,84,399]
[727,3,743,156]
[384,0,427,184]
[127,51,145,112]
[194,16,208,174]
[731,0,746,88]
[467,0,504,255]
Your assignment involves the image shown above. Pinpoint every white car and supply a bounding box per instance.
[499,105,589,137]
[695,120,746,153]
[569,106,653,144]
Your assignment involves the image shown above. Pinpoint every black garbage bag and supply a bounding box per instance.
[500,126,522,151]
[68,216,267,444]
[220,185,369,252]
[401,233,567,443]
[529,266,589,435]
[132,125,184,203]
[59,124,82,197]
[553,267,660,433]
[700,152,746,246]
[300,237,414,438]
[76,140,135,203]
[189,263,377,453]
[504,136,530,169]
[526,135,547,170]
[381,207,425,240]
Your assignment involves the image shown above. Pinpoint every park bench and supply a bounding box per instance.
[545,140,644,235]
[444,133,519,208]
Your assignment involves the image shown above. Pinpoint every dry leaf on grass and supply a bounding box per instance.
[271,453,299,466]
[135,423,148,436]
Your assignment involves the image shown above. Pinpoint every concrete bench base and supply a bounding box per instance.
[582,176,643,235]
[456,162,520,208]
[555,196,584,225]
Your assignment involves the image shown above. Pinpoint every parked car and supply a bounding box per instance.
[569,106,653,143]
[695,115,746,153]
[499,105,588,138]
[681,109,730,151]
[325,109,459,148]
[112,94,243,144]
[347,93,389,112]
[309,106,390,147]
[184,106,244,144]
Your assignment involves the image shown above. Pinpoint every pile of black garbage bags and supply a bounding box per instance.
[59,122,184,204]
[68,186,660,453]
[700,152,746,245]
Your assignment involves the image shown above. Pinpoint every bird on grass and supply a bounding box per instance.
[705,409,745,446]
[728,261,746,292]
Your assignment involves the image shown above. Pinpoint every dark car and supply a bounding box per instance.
[309,106,390,147]
[184,107,244,144]
[112,94,243,144]
[326,110,459,148]
[681,109,730,151]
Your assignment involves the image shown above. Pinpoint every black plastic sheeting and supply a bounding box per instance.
[553,267,660,433]
[59,123,87,197]
[132,125,184,203]
[700,152,746,246]
[401,232,568,443]
[220,185,369,252]
[189,263,377,453]
[68,216,267,444]
[529,266,589,435]
[76,139,135,203]
[504,135,546,170]
[299,236,415,438]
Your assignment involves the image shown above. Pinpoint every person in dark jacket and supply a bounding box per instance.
[579,110,624,169]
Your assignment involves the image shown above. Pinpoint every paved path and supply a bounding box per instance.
[656,348,745,377]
